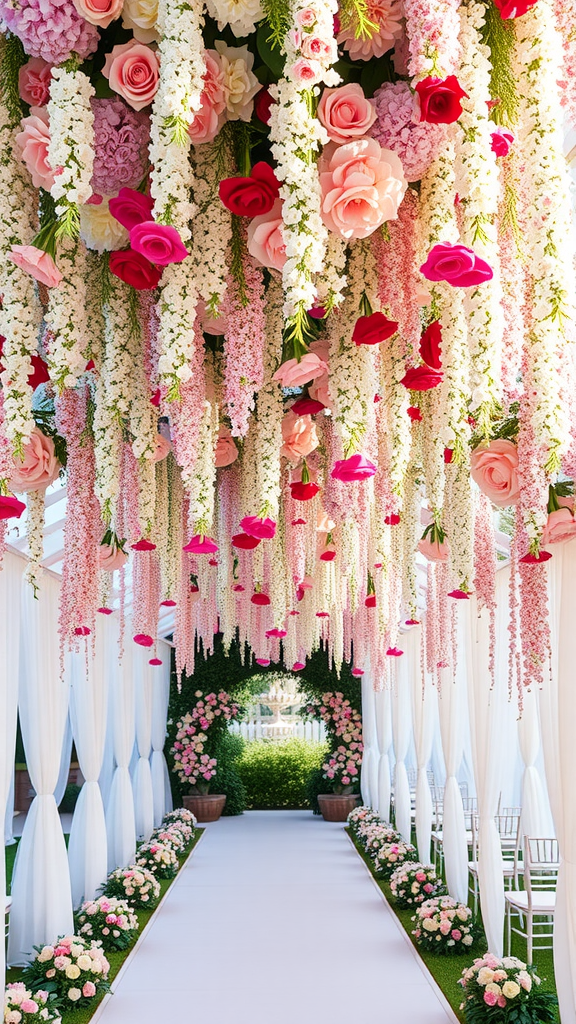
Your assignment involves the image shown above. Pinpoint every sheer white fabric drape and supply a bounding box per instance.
[67,618,109,907]
[106,626,136,870]
[517,685,552,838]
[133,644,154,841]
[150,645,173,826]
[437,608,469,905]
[409,627,435,864]
[360,672,379,808]
[373,687,392,820]
[8,575,73,965]
[392,654,413,843]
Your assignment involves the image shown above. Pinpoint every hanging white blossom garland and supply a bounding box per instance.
[47,62,95,235]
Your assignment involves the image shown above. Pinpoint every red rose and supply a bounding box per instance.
[352,311,398,346]
[291,396,325,415]
[0,338,49,391]
[490,127,514,157]
[414,76,468,125]
[109,187,154,231]
[0,494,26,520]
[251,592,271,605]
[365,594,376,607]
[419,320,443,369]
[109,249,162,290]
[290,480,320,501]
[444,447,453,464]
[494,0,538,16]
[400,366,444,391]
[232,533,261,549]
[219,162,280,218]
[254,88,275,125]
[407,406,422,422]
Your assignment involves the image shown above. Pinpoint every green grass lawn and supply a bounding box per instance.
[5,829,204,1024]
[347,830,558,1023]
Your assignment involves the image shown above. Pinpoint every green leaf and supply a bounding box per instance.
[360,52,395,97]
[257,22,285,77]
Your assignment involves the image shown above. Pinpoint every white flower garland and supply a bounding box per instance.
[0,98,42,455]
[187,379,218,536]
[316,235,347,313]
[47,65,94,229]
[255,278,283,521]
[24,489,45,594]
[455,0,503,438]
[130,333,158,537]
[192,143,232,318]
[269,0,340,333]
[45,237,89,391]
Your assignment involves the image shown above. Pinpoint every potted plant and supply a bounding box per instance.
[304,692,363,821]
[171,714,226,822]
[316,749,361,821]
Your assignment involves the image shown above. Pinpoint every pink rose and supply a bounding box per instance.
[295,7,317,26]
[73,0,123,27]
[130,222,188,265]
[300,36,336,61]
[15,107,54,190]
[281,411,319,462]
[451,929,462,941]
[318,138,406,239]
[318,84,376,144]
[99,543,129,572]
[470,439,520,507]
[18,58,52,107]
[247,200,286,271]
[188,51,227,143]
[417,535,449,562]
[273,352,329,388]
[9,428,60,493]
[153,434,171,462]
[289,57,322,83]
[542,507,576,546]
[420,241,493,287]
[214,425,238,467]
[82,983,96,998]
[188,96,223,144]
[20,1001,38,1014]
[103,41,160,111]
[109,187,154,231]
[8,245,62,288]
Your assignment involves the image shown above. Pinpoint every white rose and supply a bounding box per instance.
[79,201,129,254]
[67,990,81,1002]
[214,41,261,122]
[65,965,81,980]
[502,982,521,999]
[121,0,159,40]
[206,0,263,35]
[77,955,92,971]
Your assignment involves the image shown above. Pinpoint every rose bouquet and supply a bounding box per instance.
[389,862,447,908]
[100,865,161,910]
[163,808,197,829]
[373,840,418,879]
[360,822,402,858]
[458,955,557,1023]
[75,896,139,952]
[136,841,179,879]
[4,983,61,1024]
[23,936,109,1011]
[347,806,379,833]
[412,896,476,955]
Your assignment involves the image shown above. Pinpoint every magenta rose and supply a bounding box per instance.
[103,41,160,111]
[0,495,26,520]
[9,245,62,288]
[9,428,60,493]
[491,127,514,157]
[247,199,286,271]
[109,187,154,230]
[331,453,376,482]
[494,0,537,16]
[240,516,276,539]
[130,222,188,266]
[317,83,376,144]
[319,138,407,239]
[73,0,123,26]
[15,107,54,190]
[18,58,52,106]
[109,249,162,290]
[470,439,520,507]
[420,242,493,287]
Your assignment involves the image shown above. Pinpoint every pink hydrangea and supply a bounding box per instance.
[0,0,99,64]
[91,99,151,196]
[371,81,447,182]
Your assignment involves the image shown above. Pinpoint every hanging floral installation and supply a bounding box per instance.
[0,0,574,692]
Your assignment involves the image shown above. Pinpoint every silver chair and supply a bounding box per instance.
[505,837,558,963]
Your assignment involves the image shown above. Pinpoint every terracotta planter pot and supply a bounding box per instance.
[317,793,360,822]
[183,793,227,822]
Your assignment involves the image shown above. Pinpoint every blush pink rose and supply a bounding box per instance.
[15,107,55,190]
[417,535,449,562]
[300,36,336,62]
[280,411,319,462]
[152,434,171,462]
[8,245,62,288]
[289,57,322,83]
[188,96,224,144]
[307,339,332,408]
[318,138,407,239]
[247,199,286,271]
[542,506,576,546]
[470,439,520,507]
[103,41,160,111]
[82,983,96,998]
[273,352,329,388]
[9,428,60,493]
[318,83,376,144]
[215,425,238,467]
[18,58,52,107]
[73,0,123,27]
[99,543,129,571]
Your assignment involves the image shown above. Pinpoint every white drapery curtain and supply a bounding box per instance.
[409,627,435,864]
[437,609,469,905]
[517,685,552,838]
[373,687,393,821]
[0,552,24,986]
[133,643,155,841]
[392,653,413,843]
[67,619,109,907]
[360,671,379,808]
[8,575,73,965]
[106,626,137,870]
[150,644,173,826]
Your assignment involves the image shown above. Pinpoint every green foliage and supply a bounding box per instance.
[0,33,27,126]
[338,0,378,41]
[211,732,247,815]
[257,20,286,73]
[461,990,557,1024]
[482,4,519,127]
[59,783,82,814]
[305,766,326,815]
[236,738,327,809]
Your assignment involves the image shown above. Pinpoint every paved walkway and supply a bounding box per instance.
[95,811,457,1024]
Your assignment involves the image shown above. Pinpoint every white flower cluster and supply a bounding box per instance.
[455,0,503,436]
[269,0,340,325]
[129,332,158,537]
[316,234,347,312]
[514,0,576,489]
[187,391,218,536]
[24,489,45,594]
[0,101,42,453]
[47,66,95,221]
[206,0,263,37]
[192,144,232,317]
[45,237,90,391]
[254,278,283,521]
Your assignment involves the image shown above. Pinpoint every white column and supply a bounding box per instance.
[150,643,173,826]
[373,688,392,821]
[360,671,378,807]
[392,654,413,843]
[67,616,109,907]
[8,575,73,965]
[106,625,137,871]
[409,627,436,864]
[437,606,469,905]
[133,643,154,841]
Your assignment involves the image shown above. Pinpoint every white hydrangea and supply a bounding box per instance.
[206,0,263,37]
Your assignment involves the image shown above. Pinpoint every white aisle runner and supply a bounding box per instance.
[95,811,457,1024]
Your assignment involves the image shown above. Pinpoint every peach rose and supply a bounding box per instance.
[247,200,286,271]
[417,536,449,562]
[18,58,52,107]
[215,425,238,467]
[73,0,123,27]
[318,83,377,144]
[103,41,160,111]
[281,411,319,463]
[542,502,576,546]
[307,339,332,409]
[15,107,55,190]
[318,137,407,239]
[273,352,328,388]
[8,245,62,288]
[99,543,129,572]
[317,509,335,533]
[9,428,60,493]
[188,96,224,143]
[470,439,520,507]
[152,434,171,462]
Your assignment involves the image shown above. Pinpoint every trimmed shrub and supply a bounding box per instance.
[237,738,327,809]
